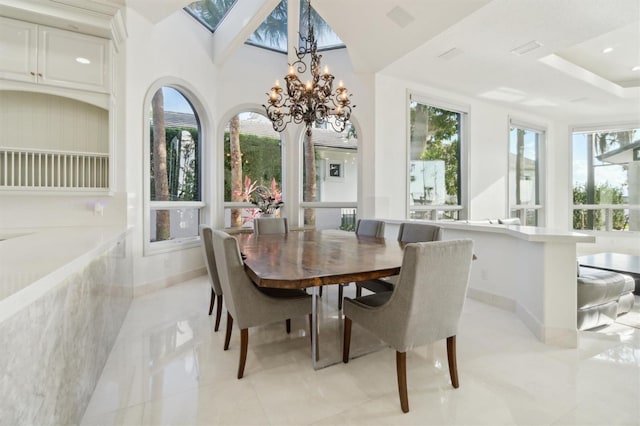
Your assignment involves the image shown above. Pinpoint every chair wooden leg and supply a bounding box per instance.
[286,318,291,334]
[208,288,215,315]
[319,286,323,297]
[446,335,459,388]
[214,294,223,332]
[338,284,344,310]
[343,317,352,363]
[396,351,409,413]
[224,312,233,350]
[238,328,248,379]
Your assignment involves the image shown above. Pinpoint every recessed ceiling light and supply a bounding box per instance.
[75,57,91,65]
[632,66,640,72]
[602,47,613,54]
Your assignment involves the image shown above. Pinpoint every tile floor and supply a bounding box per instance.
[81,276,640,425]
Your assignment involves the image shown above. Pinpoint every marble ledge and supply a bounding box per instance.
[0,225,130,324]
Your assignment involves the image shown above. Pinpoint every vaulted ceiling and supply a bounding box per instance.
[2,0,639,121]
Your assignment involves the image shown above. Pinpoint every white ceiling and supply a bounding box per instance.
[2,0,639,122]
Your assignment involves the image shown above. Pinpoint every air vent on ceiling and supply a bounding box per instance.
[438,47,462,60]
[386,6,414,28]
[510,40,543,55]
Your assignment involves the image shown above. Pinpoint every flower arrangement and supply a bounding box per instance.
[234,176,283,217]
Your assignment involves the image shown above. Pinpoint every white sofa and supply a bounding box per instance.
[577,267,635,330]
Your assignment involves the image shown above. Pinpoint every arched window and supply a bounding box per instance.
[146,86,204,251]
[301,121,358,230]
[223,112,283,228]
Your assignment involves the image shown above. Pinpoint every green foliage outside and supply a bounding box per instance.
[420,139,459,200]
[573,183,627,230]
[186,0,237,30]
[150,127,200,201]
[339,209,356,231]
[223,132,282,200]
[412,104,460,203]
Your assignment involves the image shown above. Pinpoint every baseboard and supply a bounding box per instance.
[515,301,578,348]
[467,287,516,312]
[133,267,206,298]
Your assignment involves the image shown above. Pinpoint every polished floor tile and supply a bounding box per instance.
[81,277,640,425]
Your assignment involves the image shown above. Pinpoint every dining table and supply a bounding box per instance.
[234,229,405,369]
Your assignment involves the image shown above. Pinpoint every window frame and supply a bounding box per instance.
[298,120,360,230]
[508,117,546,226]
[143,82,208,256]
[221,108,286,229]
[406,92,469,221]
[569,121,640,234]
[183,0,238,33]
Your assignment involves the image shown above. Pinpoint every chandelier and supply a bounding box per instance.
[263,0,354,136]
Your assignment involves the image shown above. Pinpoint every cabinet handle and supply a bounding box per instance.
[30,72,35,76]
[38,73,43,77]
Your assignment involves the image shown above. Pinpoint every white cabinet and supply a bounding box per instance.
[0,17,38,83]
[0,16,111,93]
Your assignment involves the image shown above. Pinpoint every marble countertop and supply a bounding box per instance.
[382,219,596,244]
[0,226,129,323]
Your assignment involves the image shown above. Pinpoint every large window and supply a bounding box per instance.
[146,86,203,251]
[223,112,283,228]
[301,122,358,230]
[509,120,544,225]
[246,0,345,53]
[408,96,466,220]
[572,125,639,232]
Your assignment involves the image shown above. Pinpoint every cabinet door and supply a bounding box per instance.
[0,17,38,83]
[38,26,111,93]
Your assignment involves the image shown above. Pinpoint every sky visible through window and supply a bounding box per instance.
[572,132,632,197]
[162,88,192,113]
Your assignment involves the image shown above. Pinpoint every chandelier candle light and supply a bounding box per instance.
[263,0,354,136]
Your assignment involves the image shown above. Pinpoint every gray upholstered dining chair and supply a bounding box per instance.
[253,216,315,300]
[336,219,386,309]
[211,230,312,379]
[354,219,385,238]
[355,222,442,297]
[199,225,223,332]
[343,239,474,413]
[253,217,289,235]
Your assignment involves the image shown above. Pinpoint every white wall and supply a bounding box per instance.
[111,6,640,288]
[317,149,357,202]
[122,8,217,288]
[373,74,568,226]
[2,4,636,293]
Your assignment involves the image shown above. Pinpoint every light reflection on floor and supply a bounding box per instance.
[81,276,640,425]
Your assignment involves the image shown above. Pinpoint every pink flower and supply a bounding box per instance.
[270,178,282,203]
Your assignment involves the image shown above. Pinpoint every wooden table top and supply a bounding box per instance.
[234,230,405,289]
